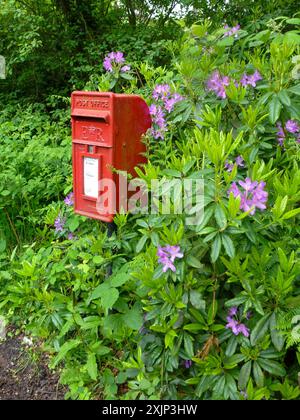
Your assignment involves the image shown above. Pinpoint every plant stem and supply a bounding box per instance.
[3,207,20,245]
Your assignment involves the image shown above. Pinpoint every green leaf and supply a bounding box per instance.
[93,255,104,265]
[123,304,143,330]
[269,312,284,351]
[217,36,235,47]
[222,234,235,258]
[186,255,203,268]
[282,207,300,219]
[253,361,264,388]
[190,290,206,311]
[228,192,241,218]
[184,334,194,358]
[286,18,300,24]
[225,296,247,307]
[211,234,221,263]
[110,272,130,287]
[183,323,206,332]
[268,97,282,124]
[278,90,291,106]
[50,339,81,369]
[68,216,80,232]
[215,205,227,229]
[284,31,300,44]
[207,300,218,325]
[87,283,110,304]
[288,84,300,96]
[238,361,252,390]
[250,314,271,346]
[101,287,119,312]
[257,358,286,376]
[120,72,134,80]
[225,335,238,357]
[136,235,148,253]
[86,353,98,381]
[224,353,246,367]
[0,239,6,253]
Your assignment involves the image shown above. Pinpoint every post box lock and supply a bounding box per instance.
[71,91,151,222]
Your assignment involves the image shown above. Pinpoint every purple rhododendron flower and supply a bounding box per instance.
[225,161,234,172]
[238,177,258,192]
[103,57,113,72]
[152,84,171,101]
[228,306,238,316]
[225,307,250,337]
[235,155,244,167]
[114,51,125,64]
[224,24,240,37]
[228,177,268,215]
[67,233,74,240]
[103,51,126,72]
[149,103,168,139]
[246,311,252,320]
[240,70,262,87]
[225,156,245,172]
[207,70,230,99]
[276,122,285,146]
[121,65,130,72]
[164,245,184,262]
[164,97,176,113]
[228,181,240,197]
[54,214,66,233]
[184,360,192,368]
[164,93,183,113]
[285,119,299,134]
[64,192,74,206]
[157,245,184,273]
[150,86,183,139]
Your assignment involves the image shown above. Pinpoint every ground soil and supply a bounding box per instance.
[0,327,65,400]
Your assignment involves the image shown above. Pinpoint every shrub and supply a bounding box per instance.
[1,17,300,400]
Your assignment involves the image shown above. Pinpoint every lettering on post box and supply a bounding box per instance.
[82,126,104,142]
[75,98,109,110]
[84,157,99,198]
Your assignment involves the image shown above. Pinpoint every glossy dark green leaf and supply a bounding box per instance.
[238,361,252,390]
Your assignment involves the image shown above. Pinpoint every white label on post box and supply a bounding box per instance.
[84,157,99,198]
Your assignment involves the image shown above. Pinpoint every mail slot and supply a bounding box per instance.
[71,91,151,222]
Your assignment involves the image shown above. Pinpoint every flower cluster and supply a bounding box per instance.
[103,51,130,73]
[207,71,230,99]
[224,24,240,37]
[225,155,245,172]
[64,192,74,206]
[207,69,262,99]
[276,119,300,146]
[149,104,167,139]
[157,245,183,273]
[225,307,250,337]
[53,193,77,240]
[228,177,268,215]
[54,213,66,233]
[149,84,183,139]
[240,70,262,88]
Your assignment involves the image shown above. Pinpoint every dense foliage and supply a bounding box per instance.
[1,1,300,400]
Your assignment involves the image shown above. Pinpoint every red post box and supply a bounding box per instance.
[71,91,151,222]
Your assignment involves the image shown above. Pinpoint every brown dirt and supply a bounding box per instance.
[0,327,65,400]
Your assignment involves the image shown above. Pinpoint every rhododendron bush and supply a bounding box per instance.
[1,17,300,400]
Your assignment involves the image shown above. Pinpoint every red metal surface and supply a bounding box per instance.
[71,91,151,222]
